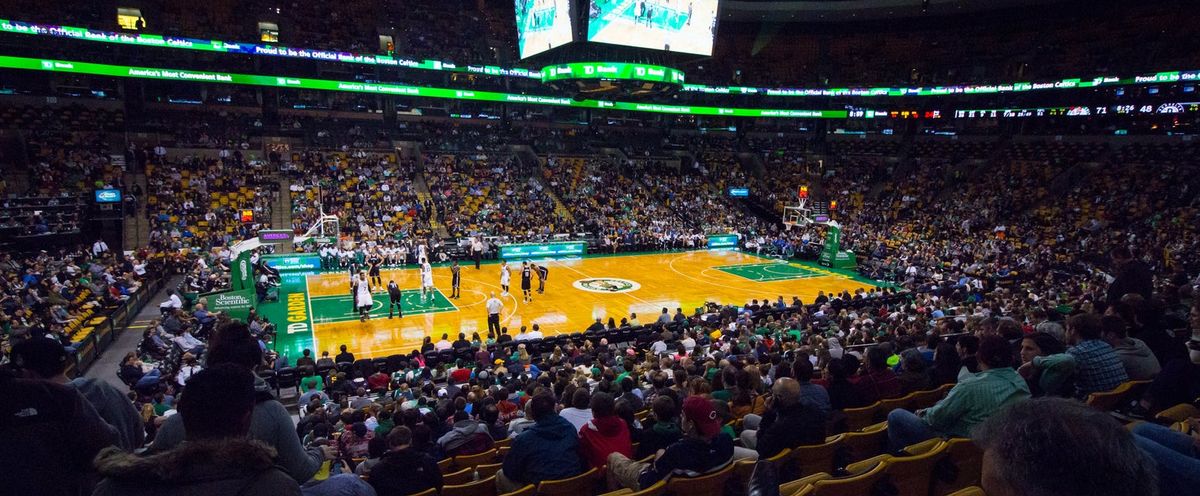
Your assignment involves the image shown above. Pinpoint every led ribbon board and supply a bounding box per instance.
[262,254,322,271]
[707,234,739,249]
[3,19,1198,97]
[541,62,684,85]
[499,241,587,259]
[681,70,1200,97]
[0,55,847,118]
[0,19,539,79]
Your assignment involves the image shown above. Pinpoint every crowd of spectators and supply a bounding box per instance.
[287,150,431,241]
[426,152,564,241]
[145,153,278,253]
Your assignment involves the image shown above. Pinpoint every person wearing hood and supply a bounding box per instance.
[148,322,373,496]
[497,393,584,492]
[827,336,845,360]
[579,392,633,470]
[369,426,443,496]
[1101,315,1161,380]
[437,409,494,456]
[93,364,301,496]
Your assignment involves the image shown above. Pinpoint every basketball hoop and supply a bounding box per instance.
[782,198,812,228]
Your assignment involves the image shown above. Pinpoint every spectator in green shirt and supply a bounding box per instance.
[885,335,1030,451]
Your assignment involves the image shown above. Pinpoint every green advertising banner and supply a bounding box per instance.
[499,241,587,259]
[0,55,849,119]
[707,234,739,249]
[204,287,255,321]
[541,62,685,85]
[230,251,253,291]
[4,19,1198,99]
[262,253,322,271]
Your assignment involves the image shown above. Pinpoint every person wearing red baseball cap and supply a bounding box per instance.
[604,395,733,491]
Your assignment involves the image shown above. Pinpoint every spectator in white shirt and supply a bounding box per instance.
[434,333,453,351]
[559,388,594,432]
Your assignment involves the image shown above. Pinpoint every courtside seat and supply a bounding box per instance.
[851,440,949,496]
[930,438,983,495]
[535,467,599,496]
[599,478,668,496]
[786,435,842,492]
[1086,380,1151,412]
[499,484,536,496]
[442,476,499,496]
[877,393,915,419]
[444,467,476,485]
[1155,403,1200,423]
[781,459,887,496]
[840,402,879,432]
[908,387,947,411]
[838,422,888,466]
[665,462,734,496]
[454,448,498,471]
[476,462,503,480]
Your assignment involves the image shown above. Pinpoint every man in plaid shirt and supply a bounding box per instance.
[1065,313,1129,397]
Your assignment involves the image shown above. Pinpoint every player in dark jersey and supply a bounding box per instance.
[450,260,461,299]
[520,261,533,303]
[368,251,383,289]
[534,263,549,294]
[387,279,403,319]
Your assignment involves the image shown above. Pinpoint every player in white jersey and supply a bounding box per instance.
[353,272,373,322]
[420,261,434,302]
[416,240,428,265]
[499,260,511,296]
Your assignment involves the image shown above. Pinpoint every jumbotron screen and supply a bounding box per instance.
[515,0,575,58]
[587,0,718,55]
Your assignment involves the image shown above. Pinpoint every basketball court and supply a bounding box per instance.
[516,0,573,57]
[262,250,883,359]
[587,0,716,53]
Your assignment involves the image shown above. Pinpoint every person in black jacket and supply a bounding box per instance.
[369,426,443,496]
[742,378,827,458]
[0,367,117,496]
[1106,246,1153,304]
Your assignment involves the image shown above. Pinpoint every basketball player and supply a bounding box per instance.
[499,260,511,296]
[420,261,434,302]
[353,271,373,322]
[534,263,549,294]
[520,261,533,303]
[450,260,461,299]
[367,250,383,289]
[416,238,428,265]
[387,279,404,319]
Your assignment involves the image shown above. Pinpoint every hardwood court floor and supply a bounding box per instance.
[284,250,878,359]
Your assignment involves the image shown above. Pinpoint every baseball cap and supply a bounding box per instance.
[10,337,69,378]
[682,396,722,437]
